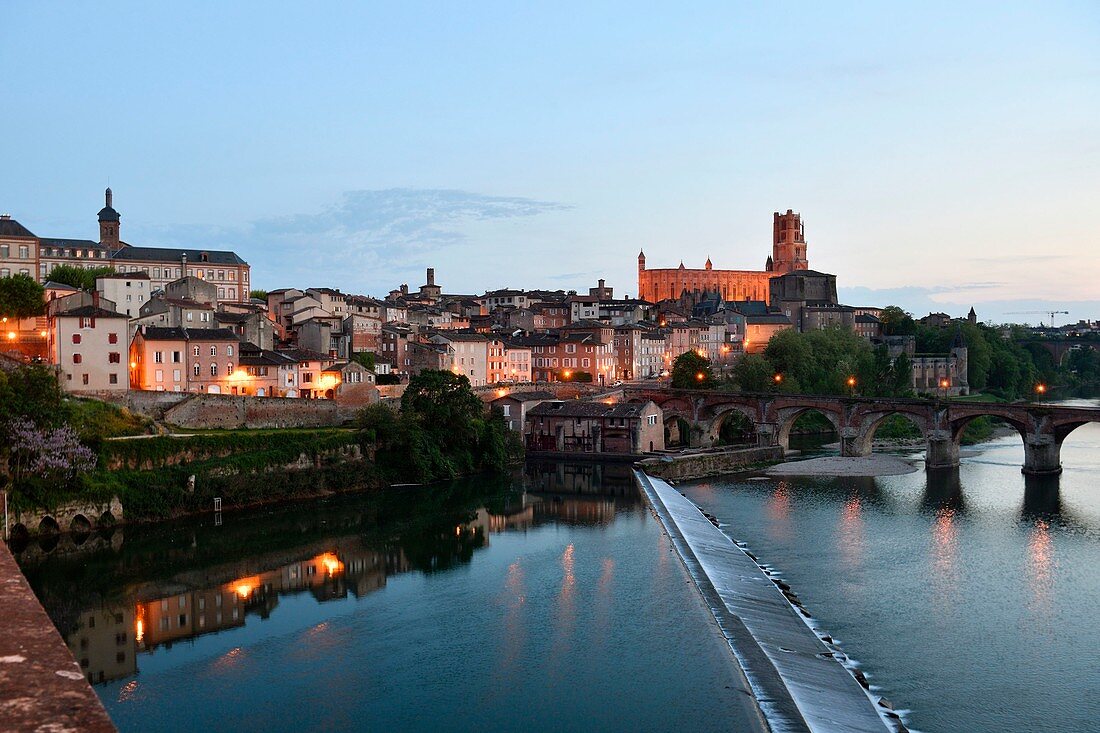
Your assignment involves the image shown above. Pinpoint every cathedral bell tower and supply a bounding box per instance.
[772,209,809,273]
[98,187,121,249]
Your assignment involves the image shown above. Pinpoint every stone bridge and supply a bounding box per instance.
[623,387,1100,475]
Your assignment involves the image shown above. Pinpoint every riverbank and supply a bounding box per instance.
[766,454,919,477]
[0,541,116,732]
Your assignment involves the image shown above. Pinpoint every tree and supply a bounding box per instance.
[671,351,715,389]
[401,370,484,450]
[353,351,376,371]
[732,354,776,392]
[0,274,45,318]
[880,306,916,336]
[250,289,268,300]
[891,351,913,395]
[45,264,115,290]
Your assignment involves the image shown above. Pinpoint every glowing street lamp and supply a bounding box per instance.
[846,375,857,396]
[1035,383,1047,401]
[696,372,705,382]
[6,331,15,341]
[939,377,950,400]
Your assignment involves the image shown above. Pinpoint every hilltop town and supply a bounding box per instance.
[1,190,1029,412]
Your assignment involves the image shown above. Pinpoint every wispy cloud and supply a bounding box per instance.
[132,188,571,290]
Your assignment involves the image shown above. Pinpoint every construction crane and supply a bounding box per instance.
[1005,310,1069,327]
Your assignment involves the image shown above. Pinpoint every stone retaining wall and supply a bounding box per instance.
[636,446,783,481]
[162,394,360,429]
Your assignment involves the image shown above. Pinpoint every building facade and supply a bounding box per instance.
[637,210,809,303]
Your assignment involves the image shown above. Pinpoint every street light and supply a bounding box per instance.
[696,371,705,382]
[1035,383,1047,401]
[846,375,856,396]
[939,377,950,400]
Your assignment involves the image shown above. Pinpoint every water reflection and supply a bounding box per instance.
[1026,520,1055,620]
[921,468,967,515]
[18,468,641,688]
[837,496,865,569]
[1021,474,1062,521]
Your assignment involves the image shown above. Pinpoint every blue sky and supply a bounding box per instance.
[3,2,1098,324]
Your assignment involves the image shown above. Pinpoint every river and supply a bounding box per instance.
[14,406,1100,732]
[682,400,1100,733]
[14,463,761,733]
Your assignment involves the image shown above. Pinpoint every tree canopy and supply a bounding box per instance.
[670,351,715,389]
[45,264,116,291]
[0,274,45,318]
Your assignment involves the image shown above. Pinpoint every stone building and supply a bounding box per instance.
[525,400,665,454]
[49,301,130,392]
[1,190,251,301]
[489,390,556,432]
[637,210,809,303]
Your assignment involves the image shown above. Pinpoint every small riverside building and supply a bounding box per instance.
[489,390,557,432]
[525,400,665,455]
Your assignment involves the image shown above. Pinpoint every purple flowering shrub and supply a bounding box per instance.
[7,417,97,485]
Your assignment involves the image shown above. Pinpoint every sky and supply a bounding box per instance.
[2,2,1099,324]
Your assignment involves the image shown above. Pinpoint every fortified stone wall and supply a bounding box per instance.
[162,394,360,429]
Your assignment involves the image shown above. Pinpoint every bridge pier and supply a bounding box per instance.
[755,423,779,451]
[926,436,960,470]
[1022,436,1062,476]
[839,428,868,458]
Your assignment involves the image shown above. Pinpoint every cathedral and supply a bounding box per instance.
[637,210,809,304]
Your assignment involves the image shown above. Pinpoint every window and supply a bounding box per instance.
[109,373,118,385]
[227,345,233,356]
[226,363,233,374]
[154,351,163,363]
[210,364,218,376]
[218,288,225,299]
[186,312,193,322]
[73,353,82,364]
[82,374,89,385]
[0,245,6,257]
[72,334,81,344]
[173,369,181,382]
[209,346,217,356]
[155,369,163,382]
[218,270,225,280]
[0,269,8,278]
[18,245,29,259]
[193,364,201,376]
[201,312,210,322]
[109,333,118,344]
[502,405,511,417]
[108,353,121,363]
[647,415,658,426]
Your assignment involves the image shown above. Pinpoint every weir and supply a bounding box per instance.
[634,470,896,733]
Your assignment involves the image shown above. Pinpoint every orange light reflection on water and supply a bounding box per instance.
[1027,519,1054,617]
[838,496,865,569]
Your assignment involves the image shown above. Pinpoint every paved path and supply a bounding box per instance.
[636,470,896,733]
[0,542,116,732]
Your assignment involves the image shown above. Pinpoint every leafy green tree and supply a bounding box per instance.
[891,351,913,395]
[0,366,64,437]
[732,353,778,392]
[0,274,45,318]
[880,305,916,336]
[45,264,115,290]
[671,351,715,389]
[353,351,376,371]
[250,289,268,300]
[402,370,485,451]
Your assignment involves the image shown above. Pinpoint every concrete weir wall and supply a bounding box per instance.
[636,446,783,481]
[0,542,116,732]
[634,470,897,733]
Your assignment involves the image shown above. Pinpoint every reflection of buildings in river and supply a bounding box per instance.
[523,461,639,498]
[532,495,617,525]
[67,606,137,685]
[134,549,394,652]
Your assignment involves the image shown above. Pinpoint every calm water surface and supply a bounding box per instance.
[683,400,1100,733]
[16,463,759,733]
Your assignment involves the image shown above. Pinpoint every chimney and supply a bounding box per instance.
[427,268,435,286]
